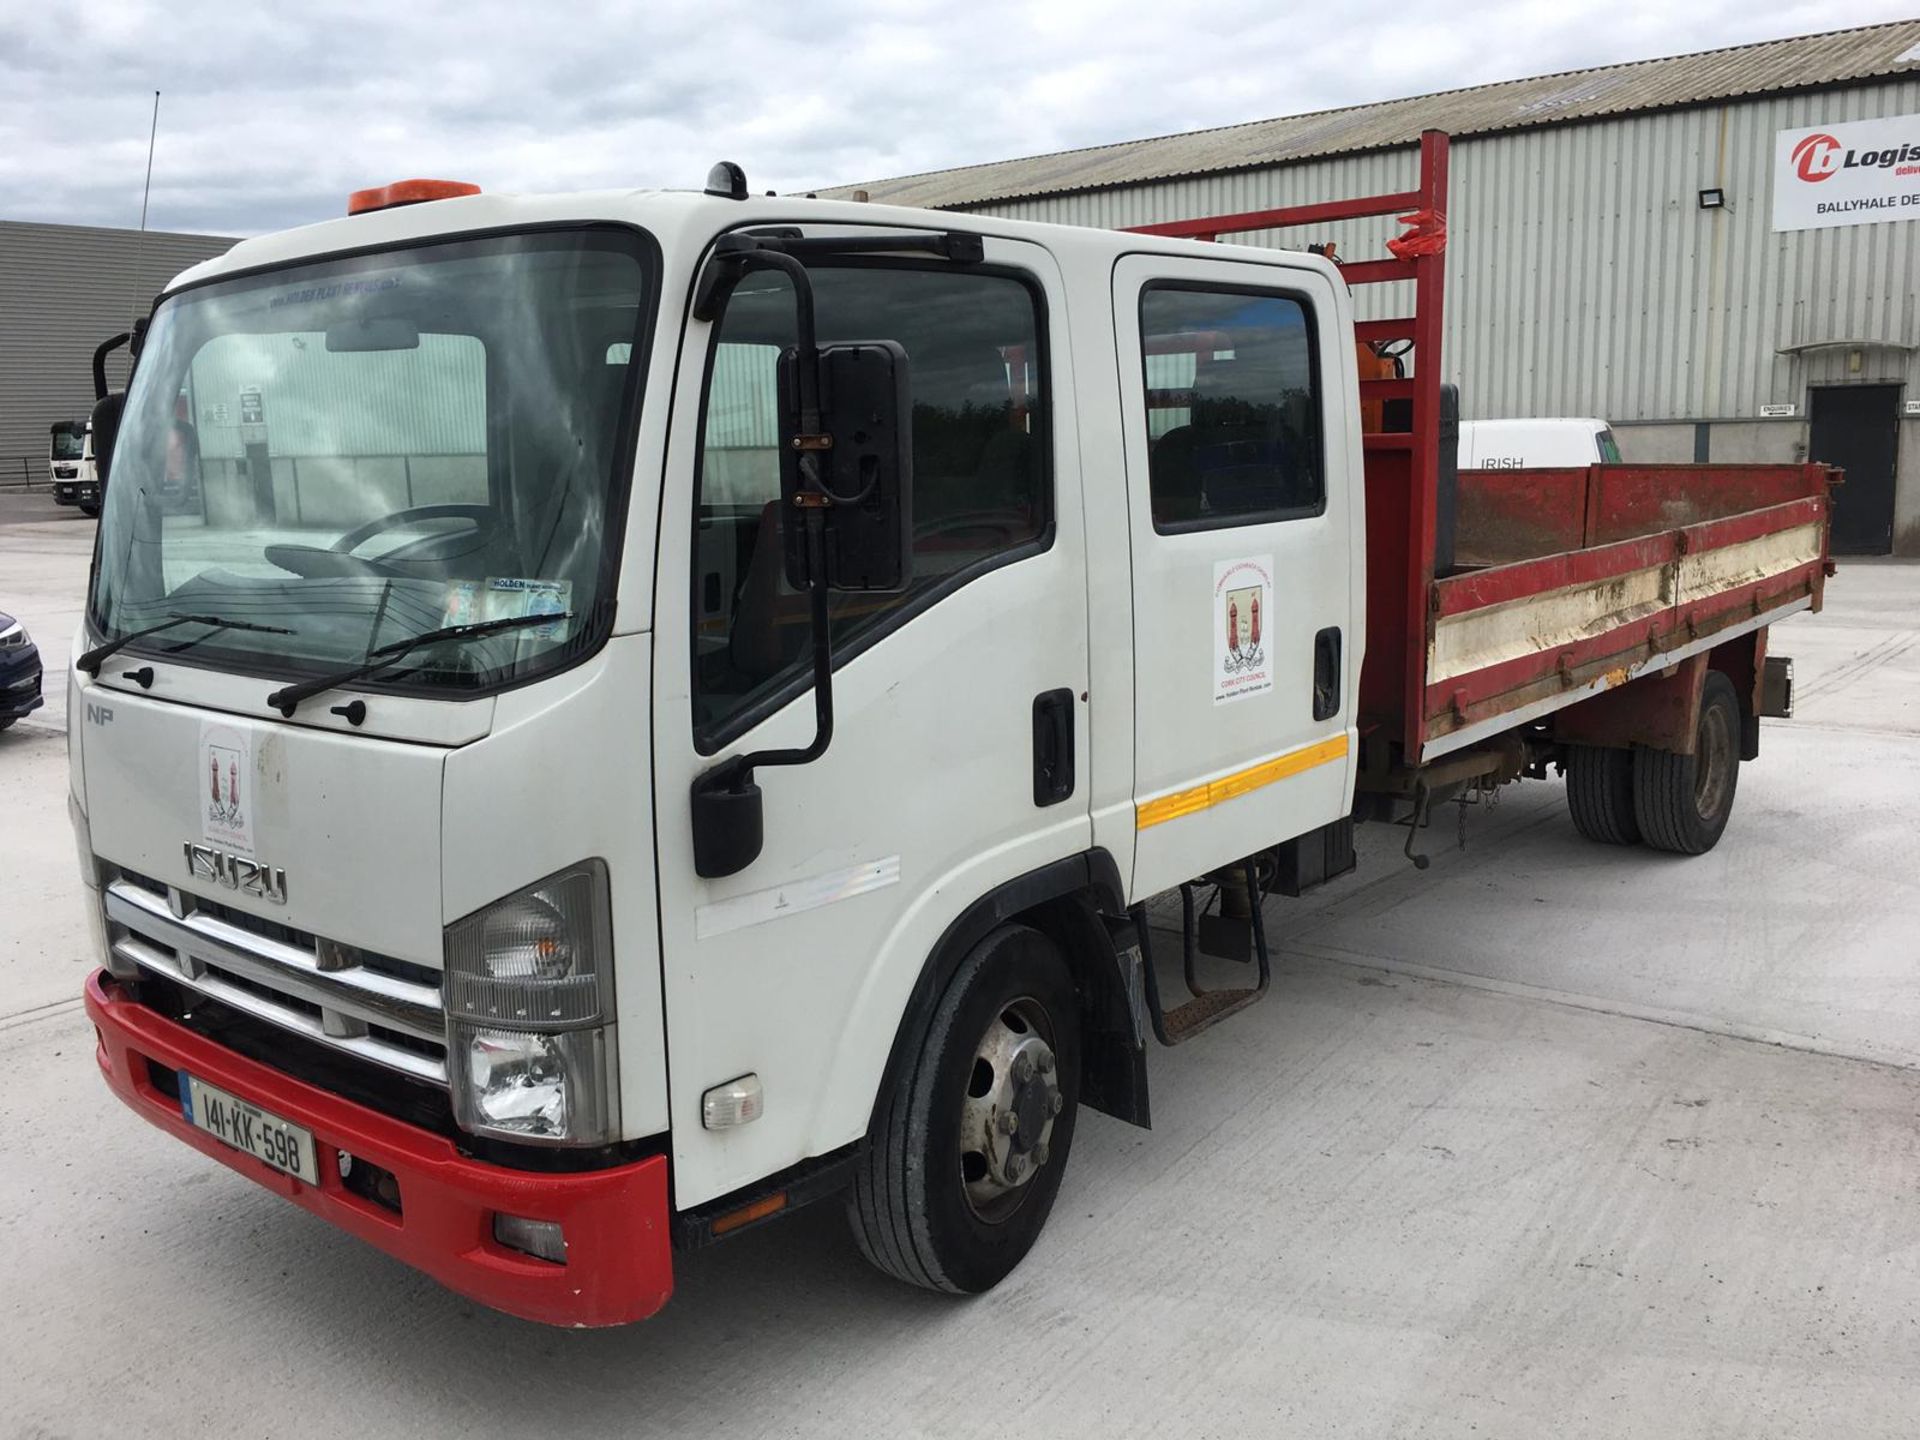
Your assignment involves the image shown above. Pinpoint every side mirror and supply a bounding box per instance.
[777,340,913,593]
[90,392,126,487]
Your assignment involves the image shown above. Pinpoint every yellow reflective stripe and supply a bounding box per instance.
[1134,734,1350,830]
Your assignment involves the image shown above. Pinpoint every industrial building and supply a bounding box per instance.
[824,21,1920,555]
[0,221,233,488]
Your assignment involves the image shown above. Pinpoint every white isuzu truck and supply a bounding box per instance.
[70,140,1829,1325]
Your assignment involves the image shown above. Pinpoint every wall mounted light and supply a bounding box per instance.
[1698,188,1726,210]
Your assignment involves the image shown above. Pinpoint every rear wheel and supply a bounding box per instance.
[1565,744,1640,845]
[848,924,1080,1294]
[1634,670,1741,855]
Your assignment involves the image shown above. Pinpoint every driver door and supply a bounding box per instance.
[651,236,1092,1208]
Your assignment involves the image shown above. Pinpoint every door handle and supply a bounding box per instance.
[1032,689,1075,806]
[1313,627,1342,721]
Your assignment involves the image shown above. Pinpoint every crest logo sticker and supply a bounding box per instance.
[1213,555,1274,705]
[198,720,255,856]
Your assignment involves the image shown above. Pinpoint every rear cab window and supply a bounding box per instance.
[1138,284,1324,532]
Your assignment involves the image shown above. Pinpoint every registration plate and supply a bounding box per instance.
[182,1074,320,1184]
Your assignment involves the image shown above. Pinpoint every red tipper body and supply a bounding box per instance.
[85,971,672,1327]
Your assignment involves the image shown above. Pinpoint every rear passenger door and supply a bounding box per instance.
[1113,254,1361,899]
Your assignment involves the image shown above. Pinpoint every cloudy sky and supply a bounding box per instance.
[2,0,1912,237]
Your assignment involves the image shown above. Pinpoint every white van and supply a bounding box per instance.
[1459,417,1621,469]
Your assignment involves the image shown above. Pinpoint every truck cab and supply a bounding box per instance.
[72,171,1367,1323]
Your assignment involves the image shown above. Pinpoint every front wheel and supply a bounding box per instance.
[848,923,1080,1294]
[1634,670,1742,854]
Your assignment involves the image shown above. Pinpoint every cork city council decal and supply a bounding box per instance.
[1213,554,1274,705]
[198,718,255,856]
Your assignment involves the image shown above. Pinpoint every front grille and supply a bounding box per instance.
[117,871,438,989]
[104,876,448,1086]
[136,972,459,1137]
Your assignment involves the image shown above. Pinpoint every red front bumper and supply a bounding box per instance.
[85,970,673,1327]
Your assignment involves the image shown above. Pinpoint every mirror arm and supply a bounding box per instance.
[92,332,131,402]
[713,244,832,776]
[689,246,838,877]
[734,509,834,774]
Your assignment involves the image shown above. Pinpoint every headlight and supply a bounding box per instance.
[445,861,618,1146]
[0,621,26,649]
[457,1027,617,1140]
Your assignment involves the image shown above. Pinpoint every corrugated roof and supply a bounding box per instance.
[818,20,1920,209]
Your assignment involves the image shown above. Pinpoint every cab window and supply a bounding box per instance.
[1139,284,1323,532]
[692,262,1048,749]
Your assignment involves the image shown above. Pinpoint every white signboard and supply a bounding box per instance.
[1212,555,1274,705]
[1774,114,1920,232]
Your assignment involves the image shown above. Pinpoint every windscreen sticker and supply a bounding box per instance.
[198,719,255,856]
[443,577,572,640]
[268,276,401,310]
[1213,555,1274,705]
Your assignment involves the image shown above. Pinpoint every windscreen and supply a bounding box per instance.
[51,425,86,461]
[89,228,653,694]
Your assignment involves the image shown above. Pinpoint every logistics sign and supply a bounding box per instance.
[1775,113,1920,232]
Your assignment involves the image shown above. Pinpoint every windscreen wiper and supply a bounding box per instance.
[265,611,573,717]
[77,613,297,676]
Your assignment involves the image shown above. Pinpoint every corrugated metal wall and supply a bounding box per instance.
[0,221,233,482]
[957,80,1920,423]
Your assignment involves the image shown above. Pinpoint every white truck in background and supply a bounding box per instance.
[67,141,1828,1326]
[48,419,101,513]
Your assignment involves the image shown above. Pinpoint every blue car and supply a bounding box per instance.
[0,612,44,729]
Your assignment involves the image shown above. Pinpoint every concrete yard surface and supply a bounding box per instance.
[6,947,1918,1438]
[2,533,1918,1437]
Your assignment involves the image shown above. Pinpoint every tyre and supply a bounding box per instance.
[848,923,1081,1294]
[1565,744,1640,845]
[79,503,101,517]
[0,717,14,731]
[1634,670,1741,855]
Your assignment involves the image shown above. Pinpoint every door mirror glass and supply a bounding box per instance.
[776,340,913,593]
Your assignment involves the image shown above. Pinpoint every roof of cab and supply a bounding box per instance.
[158,185,1339,295]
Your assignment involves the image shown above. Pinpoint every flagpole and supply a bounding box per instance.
[130,90,160,333]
